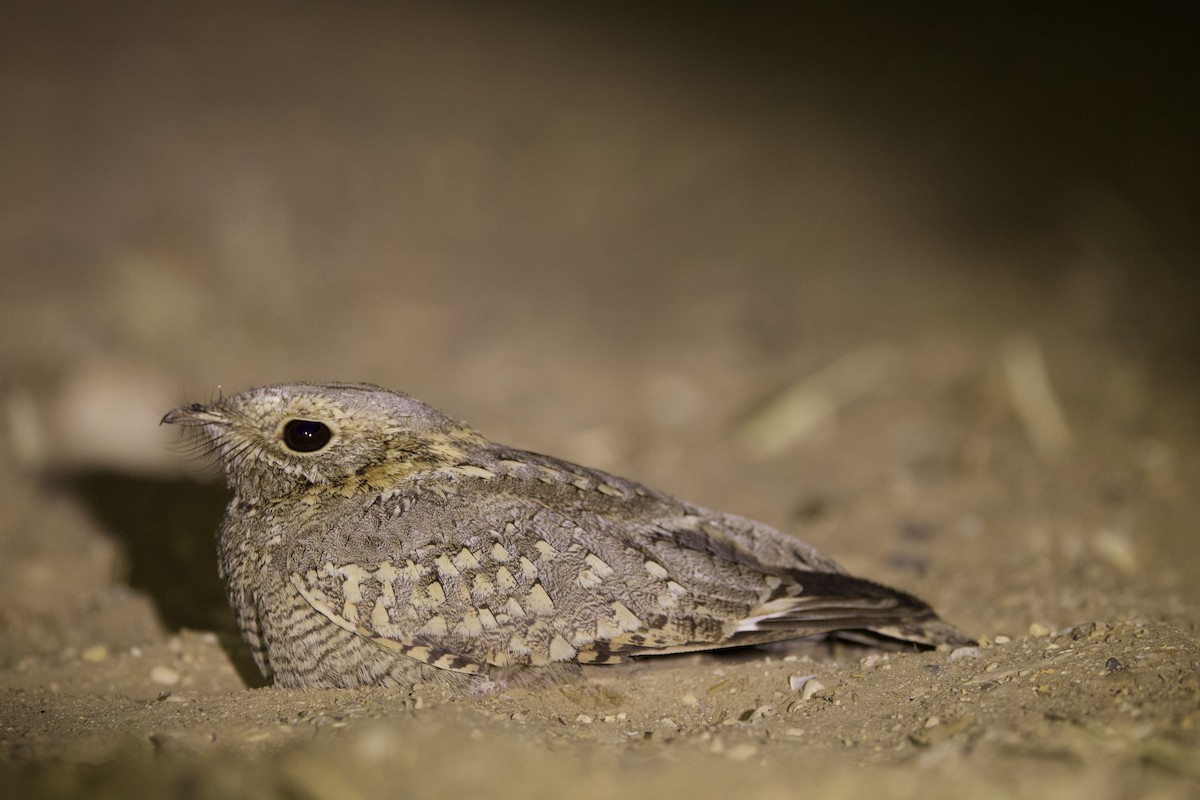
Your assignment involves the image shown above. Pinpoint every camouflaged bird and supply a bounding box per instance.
[163,382,971,693]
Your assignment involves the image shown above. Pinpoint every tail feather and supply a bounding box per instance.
[736,569,973,649]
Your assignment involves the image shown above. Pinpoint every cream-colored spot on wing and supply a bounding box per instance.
[490,542,511,562]
[453,547,481,570]
[434,554,460,578]
[596,618,622,640]
[577,569,602,589]
[549,635,577,661]
[597,482,623,497]
[518,556,538,580]
[338,564,369,623]
[423,580,446,605]
[527,583,555,615]
[339,563,371,582]
[644,560,669,579]
[400,560,425,580]
[611,602,643,632]
[666,580,688,598]
[454,611,483,638]
[584,553,614,578]
[404,645,431,661]
[478,608,499,630]
[507,635,531,657]
[504,597,526,619]
[472,573,495,598]
[420,615,448,636]
[376,564,397,610]
[534,540,559,560]
[371,600,391,628]
[495,566,517,591]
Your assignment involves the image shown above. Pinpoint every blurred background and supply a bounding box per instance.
[1,0,1198,653]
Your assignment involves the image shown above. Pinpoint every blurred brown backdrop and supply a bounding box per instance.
[3,3,1197,409]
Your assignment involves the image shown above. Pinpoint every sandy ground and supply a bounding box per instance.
[2,4,1198,798]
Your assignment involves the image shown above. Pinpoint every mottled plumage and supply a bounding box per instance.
[163,382,970,693]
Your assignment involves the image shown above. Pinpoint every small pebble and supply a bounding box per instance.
[575,714,593,724]
[1105,658,1126,673]
[680,691,700,707]
[801,679,826,701]
[748,704,775,720]
[1029,622,1051,637]
[924,716,941,729]
[150,666,180,686]
[948,646,983,662]
[993,635,1012,644]
[789,673,819,692]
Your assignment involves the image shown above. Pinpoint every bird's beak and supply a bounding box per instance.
[161,403,229,426]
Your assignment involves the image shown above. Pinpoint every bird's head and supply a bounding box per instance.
[163,383,485,500]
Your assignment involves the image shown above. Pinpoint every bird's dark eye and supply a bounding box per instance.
[281,419,333,453]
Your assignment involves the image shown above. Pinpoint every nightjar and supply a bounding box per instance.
[163,382,970,692]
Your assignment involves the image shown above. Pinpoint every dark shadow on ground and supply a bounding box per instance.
[64,471,265,687]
